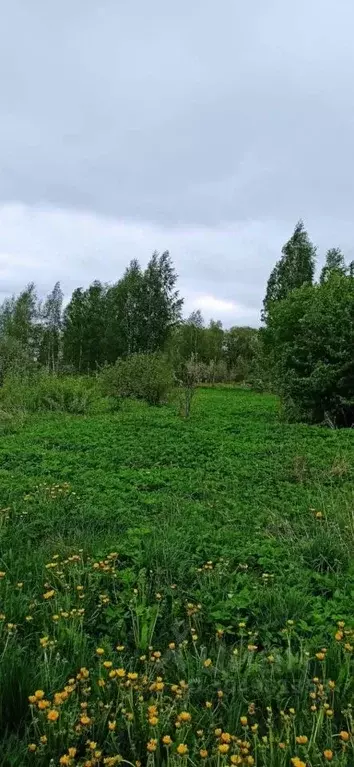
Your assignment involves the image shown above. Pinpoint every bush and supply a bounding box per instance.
[0,373,99,415]
[100,353,173,406]
[262,273,354,425]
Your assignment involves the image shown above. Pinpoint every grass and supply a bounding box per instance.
[1,387,354,765]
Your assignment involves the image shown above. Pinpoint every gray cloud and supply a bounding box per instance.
[1,0,354,324]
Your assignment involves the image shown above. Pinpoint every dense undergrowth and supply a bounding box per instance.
[1,388,354,766]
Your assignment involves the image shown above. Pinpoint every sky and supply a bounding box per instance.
[1,0,354,327]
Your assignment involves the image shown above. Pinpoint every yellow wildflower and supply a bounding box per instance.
[47,709,59,722]
[177,744,188,756]
[324,750,333,761]
[162,735,172,745]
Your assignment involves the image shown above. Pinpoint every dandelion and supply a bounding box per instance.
[38,699,50,710]
[340,731,350,742]
[35,689,45,700]
[323,750,333,761]
[108,720,116,731]
[147,739,157,752]
[116,645,125,651]
[325,709,334,717]
[240,716,248,726]
[316,651,326,660]
[177,744,188,756]
[169,642,176,650]
[96,647,105,656]
[178,711,191,722]
[28,744,37,752]
[47,709,59,722]
[296,736,308,745]
[220,732,231,743]
[43,589,55,599]
[218,743,229,754]
[149,716,159,726]
[116,668,126,678]
[103,660,113,669]
[230,757,242,765]
[162,735,172,746]
[59,757,70,766]
[200,749,208,758]
[203,658,212,667]
[80,715,91,725]
[40,736,47,745]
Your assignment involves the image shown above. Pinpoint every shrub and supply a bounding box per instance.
[100,353,173,406]
[0,373,99,415]
[262,272,354,425]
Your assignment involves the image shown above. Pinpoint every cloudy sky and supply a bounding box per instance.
[1,0,354,326]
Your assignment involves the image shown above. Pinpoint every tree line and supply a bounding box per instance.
[0,250,258,384]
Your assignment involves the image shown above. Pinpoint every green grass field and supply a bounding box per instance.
[1,388,354,766]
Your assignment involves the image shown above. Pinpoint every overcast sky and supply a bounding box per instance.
[1,0,354,326]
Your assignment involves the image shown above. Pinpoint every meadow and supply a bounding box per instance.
[1,387,354,766]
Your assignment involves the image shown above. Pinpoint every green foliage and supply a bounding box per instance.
[100,352,173,405]
[1,389,354,762]
[263,220,316,319]
[0,373,100,415]
[262,272,354,425]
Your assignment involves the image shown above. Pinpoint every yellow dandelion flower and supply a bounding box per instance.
[35,689,45,700]
[162,735,172,746]
[96,647,104,656]
[68,748,77,758]
[103,660,113,669]
[177,744,188,756]
[147,739,157,752]
[179,711,191,723]
[116,668,126,678]
[108,720,116,731]
[28,744,37,752]
[240,716,248,726]
[323,750,333,761]
[204,658,212,667]
[38,699,50,710]
[43,590,55,599]
[149,716,159,726]
[205,700,212,709]
[200,749,208,758]
[47,709,59,722]
[316,652,326,661]
[340,731,350,742]
[169,642,176,650]
[218,743,229,754]
[296,736,308,745]
[80,715,91,725]
[40,736,47,745]
[59,757,70,766]
[230,757,242,765]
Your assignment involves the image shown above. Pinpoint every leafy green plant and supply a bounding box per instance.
[100,352,173,406]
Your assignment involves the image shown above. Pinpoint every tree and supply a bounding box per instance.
[63,282,107,373]
[262,271,354,426]
[104,260,144,361]
[263,220,316,319]
[39,281,63,372]
[139,251,183,353]
[320,248,346,283]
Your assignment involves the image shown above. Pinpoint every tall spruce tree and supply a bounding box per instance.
[263,220,316,319]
